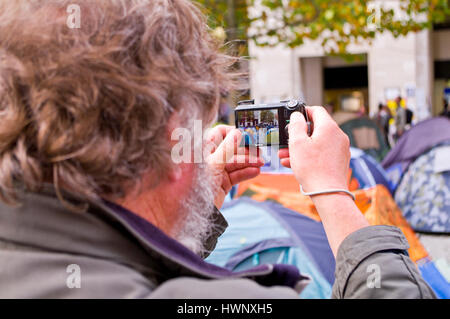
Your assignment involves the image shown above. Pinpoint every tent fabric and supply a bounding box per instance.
[206,198,291,267]
[232,246,331,299]
[263,200,336,284]
[254,146,391,193]
[349,147,393,193]
[384,163,405,194]
[224,238,296,269]
[206,198,333,299]
[236,178,428,262]
[236,175,321,222]
[382,116,450,172]
[339,117,390,161]
[395,145,450,233]
[418,260,450,299]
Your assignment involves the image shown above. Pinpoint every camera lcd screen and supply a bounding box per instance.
[236,109,280,146]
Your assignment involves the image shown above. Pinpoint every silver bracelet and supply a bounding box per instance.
[300,185,356,201]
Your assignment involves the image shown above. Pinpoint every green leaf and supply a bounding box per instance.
[194,0,450,56]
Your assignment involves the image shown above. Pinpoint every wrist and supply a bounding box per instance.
[298,181,349,194]
[311,192,355,205]
[300,185,355,201]
[311,192,360,218]
[310,193,369,257]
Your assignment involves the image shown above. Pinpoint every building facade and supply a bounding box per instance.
[248,8,450,120]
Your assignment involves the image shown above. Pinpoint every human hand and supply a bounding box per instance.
[206,125,264,208]
[278,106,351,192]
[279,107,369,257]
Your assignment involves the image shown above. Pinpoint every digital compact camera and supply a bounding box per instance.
[234,99,310,148]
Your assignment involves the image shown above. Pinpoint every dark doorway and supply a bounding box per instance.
[324,65,368,90]
[435,60,450,79]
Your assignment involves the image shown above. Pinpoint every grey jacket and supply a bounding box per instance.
[0,186,436,299]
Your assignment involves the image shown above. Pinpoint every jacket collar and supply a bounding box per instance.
[103,200,309,290]
[0,185,309,290]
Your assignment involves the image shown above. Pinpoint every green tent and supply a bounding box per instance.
[339,117,389,161]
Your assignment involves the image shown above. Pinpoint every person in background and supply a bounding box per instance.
[394,96,407,140]
[440,98,450,118]
[375,103,392,146]
[405,106,414,128]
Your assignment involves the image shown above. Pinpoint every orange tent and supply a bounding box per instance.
[236,173,428,262]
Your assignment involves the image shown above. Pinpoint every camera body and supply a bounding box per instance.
[234,99,309,148]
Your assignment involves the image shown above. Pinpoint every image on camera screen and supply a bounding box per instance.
[236,109,279,146]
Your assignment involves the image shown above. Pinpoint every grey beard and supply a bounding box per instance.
[174,163,217,256]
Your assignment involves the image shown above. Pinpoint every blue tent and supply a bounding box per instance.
[206,198,335,299]
[382,117,450,171]
[418,260,450,299]
[382,116,450,193]
[395,145,450,233]
[349,147,393,193]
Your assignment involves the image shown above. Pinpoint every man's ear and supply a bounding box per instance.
[167,162,197,187]
[167,164,183,182]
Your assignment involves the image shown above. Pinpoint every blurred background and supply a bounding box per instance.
[196,0,450,143]
[196,0,450,299]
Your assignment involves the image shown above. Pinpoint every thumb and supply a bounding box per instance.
[288,111,308,141]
